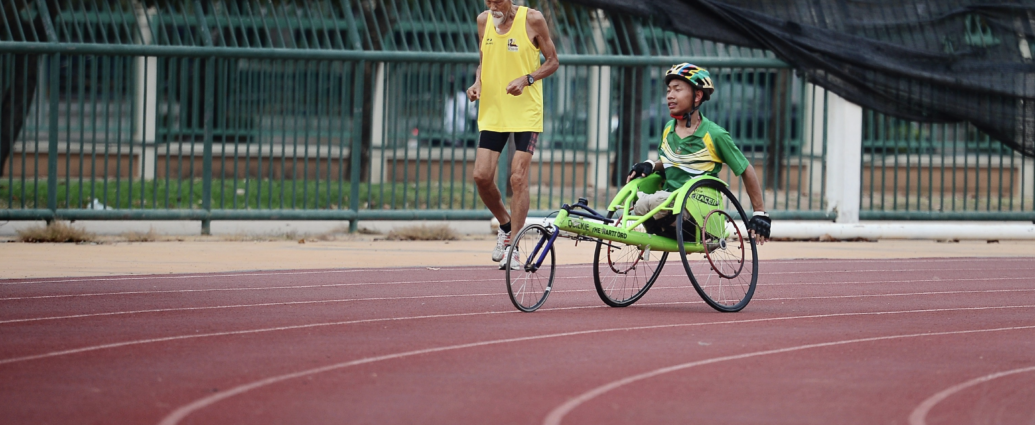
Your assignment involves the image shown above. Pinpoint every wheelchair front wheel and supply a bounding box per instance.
[506,224,556,312]
[676,179,758,312]
[593,210,668,307]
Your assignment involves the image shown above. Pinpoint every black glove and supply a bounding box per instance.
[747,212,771,239]
[627,161,655,180]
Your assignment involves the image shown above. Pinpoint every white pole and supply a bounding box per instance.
[370,63,386,184]
[823,89,862,223]
[588,10,611,190]
[802,83,825,201]
[133,2,157,180]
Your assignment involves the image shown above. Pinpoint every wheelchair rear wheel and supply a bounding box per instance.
[593,210,668,307]
[506,224,556,312]
[676,179,758,312]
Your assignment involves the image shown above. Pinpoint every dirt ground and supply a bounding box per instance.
[3,235,1034,279]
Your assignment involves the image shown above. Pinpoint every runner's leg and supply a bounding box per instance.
[508,132,538,233]
[509,150,533,233]
[474,134,511,225]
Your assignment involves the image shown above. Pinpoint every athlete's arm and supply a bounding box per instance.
[505,9,559,96]
[739,164,769,244]
[467,11,489,102]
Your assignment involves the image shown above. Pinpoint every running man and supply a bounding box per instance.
[467,0,559,269]
[626,63,771,244]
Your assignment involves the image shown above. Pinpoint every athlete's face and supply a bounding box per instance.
[485,0,513,25]
[666,79,702,116]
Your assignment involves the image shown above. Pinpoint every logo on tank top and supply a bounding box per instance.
[507,38,519,52]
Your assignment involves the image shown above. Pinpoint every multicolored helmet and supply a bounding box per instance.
[664,63,714,101]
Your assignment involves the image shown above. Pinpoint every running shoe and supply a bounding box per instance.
[491,228,510,262]
[499,248,522,270]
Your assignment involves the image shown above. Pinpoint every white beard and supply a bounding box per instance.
[491,10,506,29]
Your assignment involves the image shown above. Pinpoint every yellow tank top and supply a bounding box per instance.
[477,6,544,133]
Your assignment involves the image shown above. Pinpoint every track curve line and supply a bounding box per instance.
[542,325,1035,425]
[0,269,406,285]
[153,307,1035,425]
[0,266,580,286]
[1,258,1028,286]
[908,365,1035,425]
[0,275,594,302]
[6,273,1031,303]
[0,292,506,324]
[4,304,1030,368]
[3,261,1025,289]
[7,287,1034,325]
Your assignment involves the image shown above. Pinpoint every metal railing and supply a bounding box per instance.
[2,0,1031,233]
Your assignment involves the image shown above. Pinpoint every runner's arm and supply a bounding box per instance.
[527,9,559,82]
[467,11,489,101]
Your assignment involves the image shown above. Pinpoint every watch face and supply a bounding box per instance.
[527,75,534,84]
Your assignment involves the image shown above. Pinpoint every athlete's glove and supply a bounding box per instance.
[747,211,771,239]
[627,160,656,180]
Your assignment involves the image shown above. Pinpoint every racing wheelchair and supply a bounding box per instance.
[504,173,758,312]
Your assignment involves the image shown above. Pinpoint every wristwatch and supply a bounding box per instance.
[526,74,535,85]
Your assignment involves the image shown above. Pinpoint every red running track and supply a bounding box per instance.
[1,258,1034,424]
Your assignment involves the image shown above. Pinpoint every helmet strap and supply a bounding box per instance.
[683,86,702,130]
[669,85,702,130]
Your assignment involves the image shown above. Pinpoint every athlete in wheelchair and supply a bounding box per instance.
[503,63,773,313]
[627,63,771,244]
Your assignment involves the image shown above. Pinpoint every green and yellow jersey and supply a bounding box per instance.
[658,115,750,192]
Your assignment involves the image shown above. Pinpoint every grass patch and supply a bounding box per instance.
[385,224,458,241]
[17,221,96,243]
[219,230,305,242]
[121,228,160,242]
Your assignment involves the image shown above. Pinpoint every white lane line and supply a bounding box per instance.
[0,292,506,324]
[0,273,597,301]
[0,269,393,285]
[761,288,1035,302]
[542,325,1035,425]
[0,309,515,366]
[5,287,1035,325]
[0,266,583,286]
[908,366,1035,425]
[7,305,1033,368]
[2,257,1026,285]
[4,272,1031,302]
[154,310,1035,425]
[760,267,1032,276]
[0,277,505,301]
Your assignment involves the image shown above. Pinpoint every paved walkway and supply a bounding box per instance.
[3,237,1034,279]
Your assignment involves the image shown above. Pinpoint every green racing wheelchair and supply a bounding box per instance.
[504,173,758,313]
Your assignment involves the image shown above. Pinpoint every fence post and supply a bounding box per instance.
[195,1,214,235]
[46,53,59,217]
[823,89,863,223]
[370,63,386,184]
[349,61,366,232]
[201,56,214,235]
[1022,153,1034,214]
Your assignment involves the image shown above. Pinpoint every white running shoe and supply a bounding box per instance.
[491,228,510,262]
[499,248,522,270]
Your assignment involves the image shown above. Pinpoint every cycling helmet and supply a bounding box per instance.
[664,63,714,102]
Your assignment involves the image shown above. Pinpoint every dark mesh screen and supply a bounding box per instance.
[565,0,1035,157]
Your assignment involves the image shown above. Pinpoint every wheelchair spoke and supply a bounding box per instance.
[506,225,555,312]
[594,211,667,307]
[678,179,758,312]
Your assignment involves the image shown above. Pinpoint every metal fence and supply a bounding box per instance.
[2,0,1031,233]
